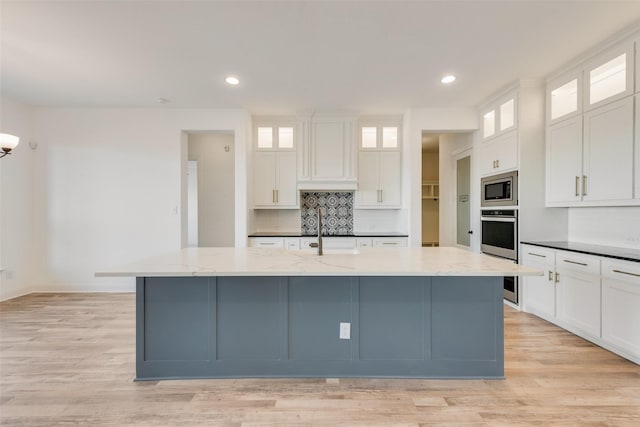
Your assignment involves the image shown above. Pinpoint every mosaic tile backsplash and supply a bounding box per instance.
[301,192,354,236]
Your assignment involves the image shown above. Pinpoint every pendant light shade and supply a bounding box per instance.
[0,133,20,158]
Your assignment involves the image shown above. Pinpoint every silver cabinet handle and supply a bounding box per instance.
[575,176,580,197]
[582,175,587,196]
[555,272,560,283]
[276,189,279,203]
[382,242,397,245]
[548,270,553,281]
[528,252,547,258]
[272,189,275,203]
[612,269,640,278]
[380,189,383,203]
[496,159,500,168]
[261,242,276,246]
[563,259,588,266]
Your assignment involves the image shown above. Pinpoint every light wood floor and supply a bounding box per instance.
[1,293,639,426]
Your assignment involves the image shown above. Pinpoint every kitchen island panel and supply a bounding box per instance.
[359,276,427,360]
[216,277,284,361]
[432,276,502,362]
[288,277,355,361]
[135,275,504,380]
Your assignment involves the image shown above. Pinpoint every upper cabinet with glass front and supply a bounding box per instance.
[359,119,401,150]
[583,41,634,111]
[254,118,296,151]
[480,90,517,141]
[547,69,582,125]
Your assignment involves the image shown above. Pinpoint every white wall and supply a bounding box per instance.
[188,132,235,247]
[404,108,478,247]
[568,207,640,249]
[32,107,249,292]
[0,97,36,301]
[439,133,474,247]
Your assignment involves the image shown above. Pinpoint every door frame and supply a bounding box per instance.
[452,147,473,250]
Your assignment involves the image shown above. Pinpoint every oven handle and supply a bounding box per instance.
[480,217,516,223]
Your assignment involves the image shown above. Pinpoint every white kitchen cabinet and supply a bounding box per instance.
[555,251,601,339]
[547,69,582,125]
[356,151,401,208]
[582,96,634,202]
[253,117,298,209]
[545,96,635,206]
[359,123,400,150]
[522,246,556,321]
[522,245,640,364]
[372,237,408,247]
[480,91,517,141]
[298,115,357,189]
[253,151,298,208]
[546,116,583,205]
[249,237,284,248]
[602,259,640,361]
[356,118,402,209]
[356,238,373,248]
[284,238,300,250]
[583,41,634,111]
[478,129,518,177]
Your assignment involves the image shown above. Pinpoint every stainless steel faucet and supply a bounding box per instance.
[309,207,323,255]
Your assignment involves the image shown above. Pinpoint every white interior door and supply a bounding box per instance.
[455,151,472,248]
[187,160,198,247]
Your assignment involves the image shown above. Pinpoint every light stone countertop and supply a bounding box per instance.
[96,247,542,277]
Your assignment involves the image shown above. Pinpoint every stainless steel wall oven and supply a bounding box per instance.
[480,209,518,304]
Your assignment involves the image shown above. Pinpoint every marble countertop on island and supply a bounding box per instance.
[96,247,542,278]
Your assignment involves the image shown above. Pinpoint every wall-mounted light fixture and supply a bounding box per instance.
[0,133,20,159]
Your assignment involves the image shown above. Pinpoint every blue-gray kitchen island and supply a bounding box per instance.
[97,247,540,380]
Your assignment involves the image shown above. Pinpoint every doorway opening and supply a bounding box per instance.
[421,134,439,247]
[187,132,235,247]
[420,132,473,249]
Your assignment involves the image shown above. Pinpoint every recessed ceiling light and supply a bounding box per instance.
[441,75,456,84]
[225,76,240,86]
[156,97,170,104]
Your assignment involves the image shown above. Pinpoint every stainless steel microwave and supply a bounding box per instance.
[481,171,518,207]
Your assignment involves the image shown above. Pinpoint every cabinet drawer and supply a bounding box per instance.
[249,238,284,248]
[323,237,357,250]
[555,250,601,275]
[300,237,319,250]
[356,238,373,248]
[373,238,408,247]
[522,246,555,266]
[602,259,640,283]
[284,238,301,250]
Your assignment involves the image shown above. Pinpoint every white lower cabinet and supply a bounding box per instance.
[356,238,373,248]
[249,237,285,248]
[522,247,556,320]
[373,237,408,247]
[602,259,640,360]
[522,244,640,365]
[555,251,601,339]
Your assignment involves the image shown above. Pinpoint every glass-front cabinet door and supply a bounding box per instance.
[583,41,634,111]
[547,69,582,125]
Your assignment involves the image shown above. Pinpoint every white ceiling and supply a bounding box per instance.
[2,1,640,114]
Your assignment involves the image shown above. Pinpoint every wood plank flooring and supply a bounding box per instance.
[1,293,639,426]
